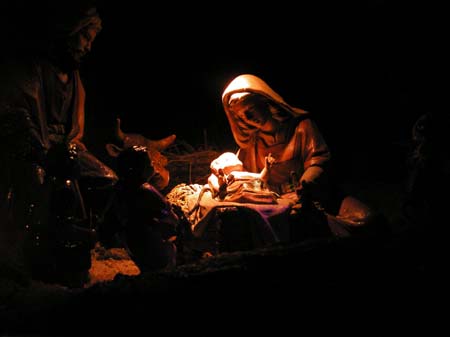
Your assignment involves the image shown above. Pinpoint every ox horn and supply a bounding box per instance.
[150,134,177,151]
[115,118,125,142]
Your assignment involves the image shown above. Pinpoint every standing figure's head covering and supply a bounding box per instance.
[222,74,308,148]
[43,3,102,69]
[50,3,102,39]
[67,7,102,36]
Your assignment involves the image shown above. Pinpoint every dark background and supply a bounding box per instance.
[0,3,431,330]
[1,0,439,182]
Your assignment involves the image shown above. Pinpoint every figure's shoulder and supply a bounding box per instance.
[293,116,315,131]
[0,56,42,95]
[292,117,327,141]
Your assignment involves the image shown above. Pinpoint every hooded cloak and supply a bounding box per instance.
[222,74,331,195]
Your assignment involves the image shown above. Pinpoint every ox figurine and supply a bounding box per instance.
[106,118,176,191]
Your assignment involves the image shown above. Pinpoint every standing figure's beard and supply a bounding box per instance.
[48,39,85,72]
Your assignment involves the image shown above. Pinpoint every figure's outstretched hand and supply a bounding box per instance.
[69,139,87,152]
[260,153,276,187]
[265,153,276,168]
[295,180,313,206]
[217,169,228,199]
[288,180,312,214]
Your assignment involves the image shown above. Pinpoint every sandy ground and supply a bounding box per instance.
[1,150,424,336]
[86,243,140,287]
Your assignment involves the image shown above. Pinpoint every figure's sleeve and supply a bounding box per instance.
[0,107,35,163]
[296,118,331,186]
[297,118,331,170]
[67,70,85,145]
[0,69,47,166]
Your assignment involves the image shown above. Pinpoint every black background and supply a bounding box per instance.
[0,3,432,328]
[1,0,440,181]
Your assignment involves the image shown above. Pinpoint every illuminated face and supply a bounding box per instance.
[67,26,98,64]
[231,98,271,129]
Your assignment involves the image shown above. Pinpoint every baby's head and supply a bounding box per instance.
[210,152,244,176]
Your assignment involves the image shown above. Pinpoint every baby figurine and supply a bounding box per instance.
[208,152,275,200]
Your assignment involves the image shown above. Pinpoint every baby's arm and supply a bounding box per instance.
[208,168,229,199]
[230,153,275,183]
[260,153,275,184]
[208,169,227,192]
[207,173,220,193]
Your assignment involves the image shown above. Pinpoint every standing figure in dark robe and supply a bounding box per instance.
[404,111,448,238]
[0,3,117,285]
[222,74,378,240]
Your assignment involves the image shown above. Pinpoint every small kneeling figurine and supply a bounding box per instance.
[108,145,178,272]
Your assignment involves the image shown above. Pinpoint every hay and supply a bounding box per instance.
[163,150,220,193]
